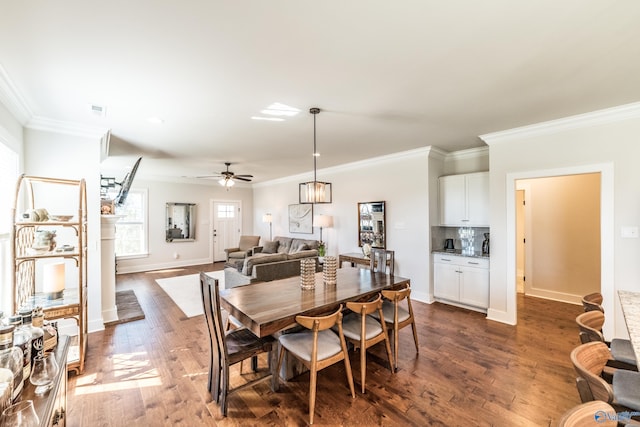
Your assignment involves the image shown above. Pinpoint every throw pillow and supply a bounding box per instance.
[294,243,309,252]
[262,240,279,254]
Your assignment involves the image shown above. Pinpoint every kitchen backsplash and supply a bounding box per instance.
[431,226,490,254]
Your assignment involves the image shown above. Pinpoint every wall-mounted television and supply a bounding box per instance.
[114,157,142,207]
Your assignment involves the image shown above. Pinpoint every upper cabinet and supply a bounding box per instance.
[439,172,489,226]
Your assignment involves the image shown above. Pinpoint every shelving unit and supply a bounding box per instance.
[11,175,87,374]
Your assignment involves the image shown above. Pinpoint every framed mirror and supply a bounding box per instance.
[166,203,196,242]
[358,201,385,248]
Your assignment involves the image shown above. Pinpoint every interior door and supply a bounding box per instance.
[212,201,241,262]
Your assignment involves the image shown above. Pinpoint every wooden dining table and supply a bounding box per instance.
[219,266,410,338]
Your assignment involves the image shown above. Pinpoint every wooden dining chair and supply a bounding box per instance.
[575,311,637,370]
[276,305,355,425]
[369,248,394,276]
[558,400,618,427]
[370,284,418,369]
[200,272,278,416]
[570,341,640,414]
[341,294,395,393]
[582,292,604,313]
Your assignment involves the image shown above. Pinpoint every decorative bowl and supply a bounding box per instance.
[49,215,73,222]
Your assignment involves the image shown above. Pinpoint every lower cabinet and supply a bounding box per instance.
[433,253,489,312]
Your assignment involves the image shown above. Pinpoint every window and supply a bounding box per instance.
[114,188,148,257]
[217,204,236,218]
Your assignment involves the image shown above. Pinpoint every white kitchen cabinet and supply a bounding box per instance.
[433,253,489,311]
[439,172,489,226]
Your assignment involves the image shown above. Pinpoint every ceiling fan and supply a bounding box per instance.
[196,162,253,188]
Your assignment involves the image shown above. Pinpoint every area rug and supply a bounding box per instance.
[105,289,145,326]
[155,270,225,318]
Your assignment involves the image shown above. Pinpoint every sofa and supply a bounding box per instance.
[224,236,321,288]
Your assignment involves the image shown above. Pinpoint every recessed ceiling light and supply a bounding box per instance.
[251,116,285,122]
[148,117,164,124]
[260,102,300,117]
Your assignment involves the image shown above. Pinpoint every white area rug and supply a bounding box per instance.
[156,270,225,318]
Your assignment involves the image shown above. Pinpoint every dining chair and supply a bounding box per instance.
[276,305,355,425]
[570,341,640,414]
[370,284,418,369]
[582,292,604,313]
[369,248,394,276]
[558,400,618,427]
[575,311,637,371]
[341,294,395,393]
[200,272,278,416]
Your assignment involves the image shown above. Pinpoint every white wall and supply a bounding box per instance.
[484,104,640,339]
[23,128,104,333]
[115,179,254,273]
[253,148,433,302]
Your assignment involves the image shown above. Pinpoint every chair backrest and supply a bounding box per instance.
[238,235,260,251]
[295,306,344,362]
[575,311,606,344]
[381,285,414,318]
[346,294,383,317]
[558,401,618,427]
[582,292,604,312]
[200,272,226,362]
[570,341,615,404]
[370,248,394,276]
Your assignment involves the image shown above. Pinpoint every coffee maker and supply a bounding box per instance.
[444,238,454,251]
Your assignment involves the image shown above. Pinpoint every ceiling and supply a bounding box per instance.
[2,1,640,184]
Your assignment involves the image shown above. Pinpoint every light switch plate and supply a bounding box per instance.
[621,226,639,238]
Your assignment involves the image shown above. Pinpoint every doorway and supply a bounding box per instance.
[505,163,614,337]
[515,174,601,303]
[211,200,242,262]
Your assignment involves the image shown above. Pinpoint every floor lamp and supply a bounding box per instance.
[263,213,273,241]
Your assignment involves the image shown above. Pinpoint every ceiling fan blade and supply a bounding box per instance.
[234,176,252,182]
[194,175,222,179]
[234,174,253,178]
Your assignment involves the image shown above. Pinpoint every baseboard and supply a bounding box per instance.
[88,318,105,333]
[412,290,434,304]
[486,308,516,325]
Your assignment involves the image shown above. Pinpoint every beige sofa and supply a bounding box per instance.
[224,236,320,287]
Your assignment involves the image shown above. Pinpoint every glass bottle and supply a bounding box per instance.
[0,325,24,402]
[7,316,31,390]
[18,308,44,365]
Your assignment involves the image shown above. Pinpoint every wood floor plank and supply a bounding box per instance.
[65,262,585,426]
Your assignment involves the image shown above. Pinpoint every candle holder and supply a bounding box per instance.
[300,258,316,290]
[323,256,337,286]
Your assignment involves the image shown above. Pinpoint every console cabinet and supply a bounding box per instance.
[433,253,489,312]
[439,172,489,226]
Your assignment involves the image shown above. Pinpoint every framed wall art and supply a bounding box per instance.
[289,204,313,234]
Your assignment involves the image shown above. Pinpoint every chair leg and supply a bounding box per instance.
[220,364,229,416]
[393,325,399,370]
[270,346,280,392]
[309,366,318,425]
[411,321,419,353]
[360,346,367,394]
[383,332,395,374]
[343,349,356,399]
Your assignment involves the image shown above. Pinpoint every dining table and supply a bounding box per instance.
[219,266,411,338]
[618,290,640,363]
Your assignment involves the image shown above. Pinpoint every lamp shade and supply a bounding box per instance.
[219,178,234,187]
[262,213,272,223]
[314,214,333,228]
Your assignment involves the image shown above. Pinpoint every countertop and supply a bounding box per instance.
[432,249,490,259]
[618,290,640,362]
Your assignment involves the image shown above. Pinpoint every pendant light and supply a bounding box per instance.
[299,107,332,204]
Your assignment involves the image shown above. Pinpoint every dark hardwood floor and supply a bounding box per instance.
[66,263,583,426]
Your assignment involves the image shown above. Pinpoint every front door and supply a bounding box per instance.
[212,200,241,262]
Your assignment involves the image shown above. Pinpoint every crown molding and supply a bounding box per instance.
[444,145,489,161]
[480,102,640,145]
[0,63,33,125]
[27,115,110,141]
[253,146,433,188]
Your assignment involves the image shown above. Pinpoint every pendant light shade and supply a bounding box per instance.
[299,107,332,204]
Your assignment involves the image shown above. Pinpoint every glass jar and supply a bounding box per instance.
[0,325,24,402]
